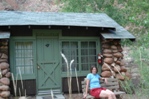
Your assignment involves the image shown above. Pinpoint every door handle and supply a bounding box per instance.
[37,65,40,69]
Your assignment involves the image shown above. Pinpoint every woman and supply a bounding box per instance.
[83,66,116,99]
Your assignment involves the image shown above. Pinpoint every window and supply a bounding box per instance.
[61,41,97,72]
[14,42,34,75]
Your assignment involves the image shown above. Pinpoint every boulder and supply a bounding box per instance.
[1,69,8,76]
[5,72,11,78]
[101,71,112,77]
[113,65,121,73]
[0,78,10,85]
[120,66,127,72]
[111,45,117,50]
[103,49,112,54]
[104,58,113,64]
[0,85,9,91]
[113,52,123,58]
[0,91,10,98]
[0,63,9,70]
[103,54,113,58]
[102,44,110,49]
[102,63,111,71]
[0,53,8,59]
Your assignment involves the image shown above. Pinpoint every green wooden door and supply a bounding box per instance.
[36,38,60,90]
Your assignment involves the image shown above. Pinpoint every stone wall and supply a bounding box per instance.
[101,39,131,80]
[101,39,140,87]
[0,39,10,99]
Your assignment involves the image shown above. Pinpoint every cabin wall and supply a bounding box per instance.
[0,26,104,95]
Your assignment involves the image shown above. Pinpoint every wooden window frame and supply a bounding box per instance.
[60,37,101,77]
[10,37,36,80]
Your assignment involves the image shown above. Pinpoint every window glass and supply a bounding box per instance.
[62,41,97,72]
[15,42,34,74]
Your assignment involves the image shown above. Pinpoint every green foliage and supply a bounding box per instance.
[59,0,149,97]
[60,0,149,48]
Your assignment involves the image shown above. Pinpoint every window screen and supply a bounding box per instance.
[15,42,34,74]
[61,41,97,72]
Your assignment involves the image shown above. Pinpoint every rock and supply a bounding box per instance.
[120,66,127,72]
[112,49,118,53]
[113,65,121,72]
[116,61,121,65]
[0,96,4,99]
[104,58,113,64]
[111,45,117,50]
[0,59,7,63]
[101,71,112,77]
[113,52,123,58]
[102,44,110,49]
[5,72,11,78]
[0,78,10,85]
[1,69,8,76]
[0,53,8,59]
[117,46,123,52]
[103,54,113,58]
[0,63,9,70]
[0,91,10,98]
[103,49,112,54]
[102,63,111,71]
[0,85,9,91]
[116,74,125,80]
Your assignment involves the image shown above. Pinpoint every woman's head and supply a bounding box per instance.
[90,66,98,74]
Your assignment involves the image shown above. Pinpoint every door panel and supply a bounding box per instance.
[36,38,60,90]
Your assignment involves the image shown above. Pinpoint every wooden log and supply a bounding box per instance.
[0,63,9,70]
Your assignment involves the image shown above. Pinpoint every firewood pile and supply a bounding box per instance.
[0,40,10,99]
[101,39,131,81]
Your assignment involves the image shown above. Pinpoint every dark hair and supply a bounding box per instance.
[90,66,98,73]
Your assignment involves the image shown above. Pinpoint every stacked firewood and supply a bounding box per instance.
[0,40,10,99]
[101,39,131,81]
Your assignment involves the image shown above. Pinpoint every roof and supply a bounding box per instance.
[0,32,10,39]
[0,11,135,40]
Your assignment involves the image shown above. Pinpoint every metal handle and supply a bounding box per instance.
[37,66,40,69]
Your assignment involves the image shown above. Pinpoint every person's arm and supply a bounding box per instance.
[84,79,90,98]
[100,77,108,84]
